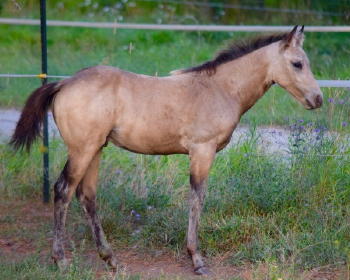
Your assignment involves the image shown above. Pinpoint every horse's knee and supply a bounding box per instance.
[82,196,96,217]
[75,183,84,201]
[99,247,113,260]
[76,188,96,214]
[187,243,197,256]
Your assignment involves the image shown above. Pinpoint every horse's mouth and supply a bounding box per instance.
[305,94,323,110]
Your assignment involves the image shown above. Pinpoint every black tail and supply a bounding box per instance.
[10,82,62,151]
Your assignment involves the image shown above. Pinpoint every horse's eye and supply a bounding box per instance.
[292,61,303,69]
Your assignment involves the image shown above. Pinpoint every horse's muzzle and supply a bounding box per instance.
[306,94,323,110]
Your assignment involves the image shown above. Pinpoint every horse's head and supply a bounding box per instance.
[271,25,323,110]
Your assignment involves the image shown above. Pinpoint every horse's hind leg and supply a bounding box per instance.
[52,148,100,269]
[76,149,118,268]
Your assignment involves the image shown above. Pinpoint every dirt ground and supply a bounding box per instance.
[0,199,348,280]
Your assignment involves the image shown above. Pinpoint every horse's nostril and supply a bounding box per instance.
[315,95,323,107]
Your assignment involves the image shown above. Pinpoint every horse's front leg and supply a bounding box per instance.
[187,143,216,275]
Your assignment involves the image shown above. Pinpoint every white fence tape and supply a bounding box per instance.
[1,18,350,32]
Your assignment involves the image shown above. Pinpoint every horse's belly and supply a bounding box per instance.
[107,128,188,155]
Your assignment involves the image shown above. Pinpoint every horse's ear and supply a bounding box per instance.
[297,25,305,46]
[284,25,298,46]
[282,25,304,49]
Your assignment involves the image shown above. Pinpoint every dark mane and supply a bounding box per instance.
[179,33,288,75]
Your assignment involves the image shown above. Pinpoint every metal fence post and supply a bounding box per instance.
[40,0,50,203]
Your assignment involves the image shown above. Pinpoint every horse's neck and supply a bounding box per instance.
[213,46,273,115]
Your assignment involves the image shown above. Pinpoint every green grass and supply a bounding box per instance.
[0,256,96,280]
[1,127,349,278]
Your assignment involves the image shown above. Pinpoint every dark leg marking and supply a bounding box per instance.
[52,161,71,267]
[54,161,70,203]
[187,174,207,271]
[76,188,117,268]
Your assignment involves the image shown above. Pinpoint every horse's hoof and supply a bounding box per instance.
[194,266,211,276]
[106,256,118,269]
